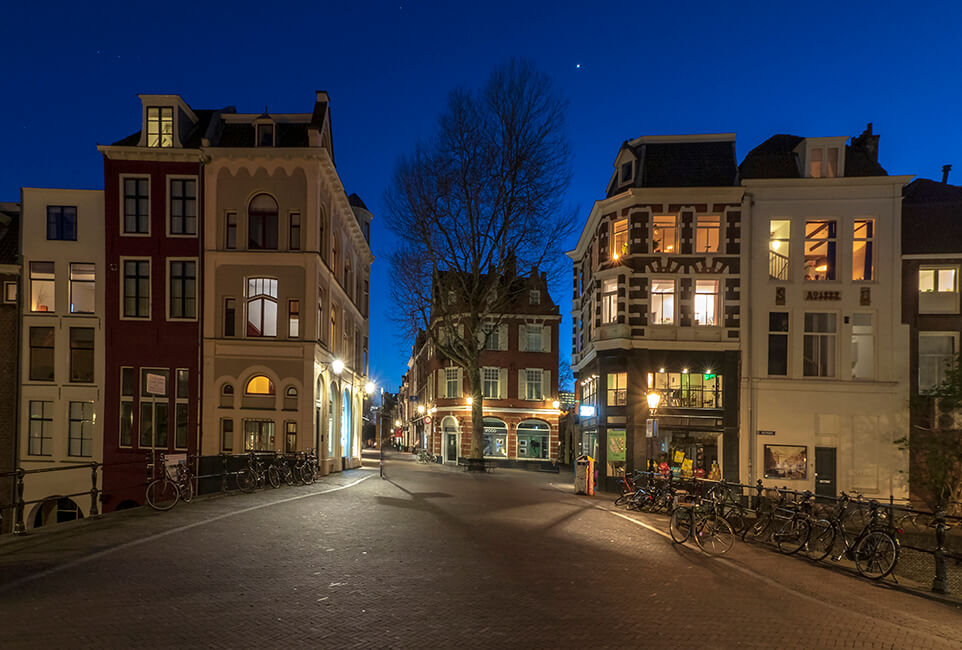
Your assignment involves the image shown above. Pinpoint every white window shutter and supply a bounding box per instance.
[456,367,463,398]
[543,324,551,353]
[500,323,508,350]
[518,369,526,399]
[439,370,447,399]
[499,367,507,399]
[542,369,551,399]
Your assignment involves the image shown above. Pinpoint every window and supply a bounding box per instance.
[529,289,541,305]
[517,419,550,459]
[652,215,677,253]
[30,262,55,312]
[482,367,500,399]
[652,371,723,408]
[620,161,633,184]
[140,369,170,448]
[525,369,543,400]
[69,263,95,313]
[612,218,628,258]
[694,280,719,326]
[29,327,55,381]
[289,212,301,250]
[225,212,237,249]
[484,327,500,351]
[247,277,278,337]
[246,375,275,395]
[221,419,234,452]
[69,327,94,382]
[245,420,275,451]
[288,300,300,338]
[918,267,959,314]
[257,123,274,147]
[482,417,508,458]
[68,401,94,457]
[809,147,839,178]
[328,381,336,456]
[919,334,956,393]
[168,261,196,319]
[651,279,674,325]
[146,107,173,147]
[123,260,150,318]
[602,278,617,324]
[919,268,956,293]
[582,376,598,407]
[330,306,337,352]
[695,215,720,253]
[769,220,790,280]
[446,367,459,398]
[175,368,189,449]
[28,401,53,455]
[851,313,874,380]
[808,147,822,178]
[123,178,150,234]
[768,312,789,376]
[804,220,837,281]
[286,421,297,453]
[120,367,134,446]
[285,386,298,398]
[248,194,278,250]
[524,324,543,352]
[224,298,236,337]
[607,372,627,406]
[852,219,874,281]
[169,179,197,235]
[803,313,837,377]
[3,281,16,303]
[46,206,77,240]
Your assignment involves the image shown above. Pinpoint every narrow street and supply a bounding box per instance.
[1,450,959,649]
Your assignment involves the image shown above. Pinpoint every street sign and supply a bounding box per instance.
[646,418,657,438]
[424,416,432,425]
[578,405,596,418]
[758,430,775,436]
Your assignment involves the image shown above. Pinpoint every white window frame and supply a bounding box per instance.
[482,367,500,399]
[652,215,678,254]
[803,311,838,378]
[525,368,543,400]
[28,400,54,456]
[695,215,721,254]
[611,218,628,259]
[769,219,791,281]
[69,262,96,314]
[3,281,16,304]
[693,279,720,326]
[246,277,279,338]
[120,257,151,321]
[601,278,617,324]
[919,266,960,314]
[68,401,95,457]
[445,367,460,398]
[166,175,198,237]
[919,331,959,394]
[145,106,174,148]
[650,278,675,325]
[120,174,151,237]
[850,312,875,381]
[29,261,56,313]
[139,367,170,449]
[166,257,198,321]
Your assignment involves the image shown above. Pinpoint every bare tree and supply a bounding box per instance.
[386,59,574,466]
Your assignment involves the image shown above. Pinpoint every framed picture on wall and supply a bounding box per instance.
[763,444,807,480]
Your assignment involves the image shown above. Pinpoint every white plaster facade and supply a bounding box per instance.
[19,188,105,526]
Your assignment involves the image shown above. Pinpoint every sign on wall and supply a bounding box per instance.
[145,372,167,395]
[607,430,626,461]
[763,444,807,480]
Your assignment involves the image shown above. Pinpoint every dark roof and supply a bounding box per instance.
[902,178,962,255]
[110,108,219,147]
[0,205,20,265]
[606,138,738,196]
[739,132,887,179]
[348,193,368,210]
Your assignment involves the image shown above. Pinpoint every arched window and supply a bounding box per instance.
[328,381,336,455]
[222,384,234,395]
[247,278,277,337]
[245,375,275,395]
[286,386,298,398]
[483,417,508,458]
[248,194,278,249]
[517,419,550,460]
[341,388,352,457]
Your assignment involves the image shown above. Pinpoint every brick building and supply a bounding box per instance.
[0,203,19,533]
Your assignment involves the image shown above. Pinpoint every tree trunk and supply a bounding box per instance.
[467,364,485,470]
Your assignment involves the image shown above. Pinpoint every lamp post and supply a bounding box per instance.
[645,389,663,473]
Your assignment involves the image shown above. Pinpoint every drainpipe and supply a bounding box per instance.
[744,190,756,485]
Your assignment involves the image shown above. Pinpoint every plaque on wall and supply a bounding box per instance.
[860,287,871,306]
[775,287,785,305]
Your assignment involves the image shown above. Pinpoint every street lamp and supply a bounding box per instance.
[365,381,376,395]
[394,419,401,427]
[645,389,664,473]
[417,404,426,415]
[331,359,344,375]
[646,390,662,413]
[552,399,560,409]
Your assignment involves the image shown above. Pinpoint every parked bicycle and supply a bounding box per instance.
[417,449,436,464]
[294,450,318,485]
[237,451,268,493]
[742,487,815,554]
[668,492,736,556]
[145,454,192,511]
[805,493,901,579]
[268,453,296,488]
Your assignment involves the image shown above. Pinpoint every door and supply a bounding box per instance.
[814,447,836,498]
[446,433,458,463]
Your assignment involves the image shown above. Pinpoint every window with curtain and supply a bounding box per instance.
[248,194,278,249]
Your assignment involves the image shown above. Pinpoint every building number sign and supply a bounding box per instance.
[804,290,841,301]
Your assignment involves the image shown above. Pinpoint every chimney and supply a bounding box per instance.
[942,164,952,184]
[851,123,879,163]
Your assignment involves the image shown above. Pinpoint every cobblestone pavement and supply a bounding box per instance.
[1,450,960,649]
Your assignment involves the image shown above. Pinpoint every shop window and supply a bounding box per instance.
[140,368,170,449]
[517,419,550,459]
[611,218,628,259]
[30,262,55,312]
[69,327,95,383]
[29,326,55,381]
[768,312,789,376]
[120,367,134,446]
[607,372,627,406]
[482,418,508,458]
[246,376,275,395]
[919,267,959,314]
[653,371,723,409]
[695,215,720,253]
[694,280,719,326]
[650,279,674,325]
[803,313,837,377]
[68,401,94,457]
[769,220,790,280]
[245,420,275,451]
[852,219,874,281]
[606,428,626,479]
[919,334,956,393]
[851,313,874,380]
[69,263,95,313]
[804,220,837,281]
[28,400,53,456]
[652,215,677,253]
[581,375,598,408]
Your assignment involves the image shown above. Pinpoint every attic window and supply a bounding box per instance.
[146,107,173,148]
[808,147,839,178]
[257,123,274,147]
[620,161,633,185]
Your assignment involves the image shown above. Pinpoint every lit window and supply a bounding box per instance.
[482,418,508,458]
[695,215,720,253]
[809,147,839,178]
[694,280,719,326]
[524,324,543,352]
[918,267,960,314]
[652,215,677,253]
[652,371,723,408]
[651,279,674,325]
[288,299,300,338]
[607,372,627,406]
[246,375,275,395]
[803,313,836,377]
[602,278,617,324]
[245,420,275,451]
[525,369,543,400]
[769,220,790,280]
[852,219,874,281]
[69,263,95,313]
[611,218,628,258]
[919,268,957,293]
[30,262,55,312]
[804,220,837,281]
[146,107,173,148]
[851,313,874,380]
[247,278,278,337]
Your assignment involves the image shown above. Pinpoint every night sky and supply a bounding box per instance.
[3,1,961,391]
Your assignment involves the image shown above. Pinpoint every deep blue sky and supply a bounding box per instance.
[3,1,961,392]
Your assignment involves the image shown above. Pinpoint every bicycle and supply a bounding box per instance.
[417,449,436,464]
[268,453,296,488]
[145,453,188,511]
[668,494,736,556]
[742,487,812,554]
[237,451,268,493]
[805,494,901,580]
[295,450,318,485]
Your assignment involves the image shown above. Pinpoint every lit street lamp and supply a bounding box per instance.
[645,389,663,473]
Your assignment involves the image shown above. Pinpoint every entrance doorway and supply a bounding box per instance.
[442,416,459,463]
[815,447,836,498]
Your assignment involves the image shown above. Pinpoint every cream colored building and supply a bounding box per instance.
[741,128,913,498]
[201,93,373,473]
[19,188,105,526]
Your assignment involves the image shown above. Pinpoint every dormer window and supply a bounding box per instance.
[146,107,173,148]
[257,123,274,147]
[620,161,633,185]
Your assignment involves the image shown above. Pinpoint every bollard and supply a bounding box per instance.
[221,454,229,492]
[13,468,25,535]
[755,479,764,511]
[89,463,99,517]
[932,510,948,594]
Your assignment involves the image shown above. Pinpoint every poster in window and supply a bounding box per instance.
[607,430,626,462]
[763,444,807,480]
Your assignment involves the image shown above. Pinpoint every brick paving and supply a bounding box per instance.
[0,449,960,648]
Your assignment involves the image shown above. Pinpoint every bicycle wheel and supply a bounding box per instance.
[854,531,899,580]
[145,479,179,511]
[614,493,631,507]
[236,469,256,493]
[305,464,318,484]
[695,514,735,556]
[805,519,836,561]
[742,516,771,543]
[283,467,295,486]
[267,466,281,489]
[669,507,694,544]
[179,478,194,503]
[774,516,810,555]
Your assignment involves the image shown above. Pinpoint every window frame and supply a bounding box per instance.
[695,214,721,254]
[174,368,189,450]
[120,366,134,447]
[29,261,56,313]
[167,258,198,321]
[611,218,628,259]
[803,219,838,282]
[69,327,95,383]
[601,277,618,324]
[852,218,875,282]
[850,312,875,380]
[146,106,173,148]
[767,311,790,377]
[225,211,238,250]
[120,175,151,236]
[919,331,959,394]
[3,281,16,304]
[221,418,234,453]
[289,211,301,251]
[248,193,279,250]
[482,367,500,399]
[288,299,300,338]
[68,401,94,457]
[46,205,77,241]
[652,215,678,254]
[167,176,198,237]
[802,311,838,378]
[28,326,55,382]
[607,372,627,406]
[525,368,544,401]
[650,278,675,325]
[28,400,54,456]
[69,263,96,314]
[693,279,720,327]
[139,367,170,449]
[120,257,151,320]
[246,277,278,338]
[769,219,791,281]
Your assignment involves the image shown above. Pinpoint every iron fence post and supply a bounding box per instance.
[932,510,948,594]
[89,463,99,517]
[13,468,25,535]
[221,454,229,492]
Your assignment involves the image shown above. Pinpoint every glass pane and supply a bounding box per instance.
[919,269,935,292]
[140,403,153,447]
[155,404,169,448]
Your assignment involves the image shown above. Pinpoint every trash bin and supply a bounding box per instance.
[574,454,595,495]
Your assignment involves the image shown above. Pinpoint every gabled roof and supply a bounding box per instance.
[606,135,738,197]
